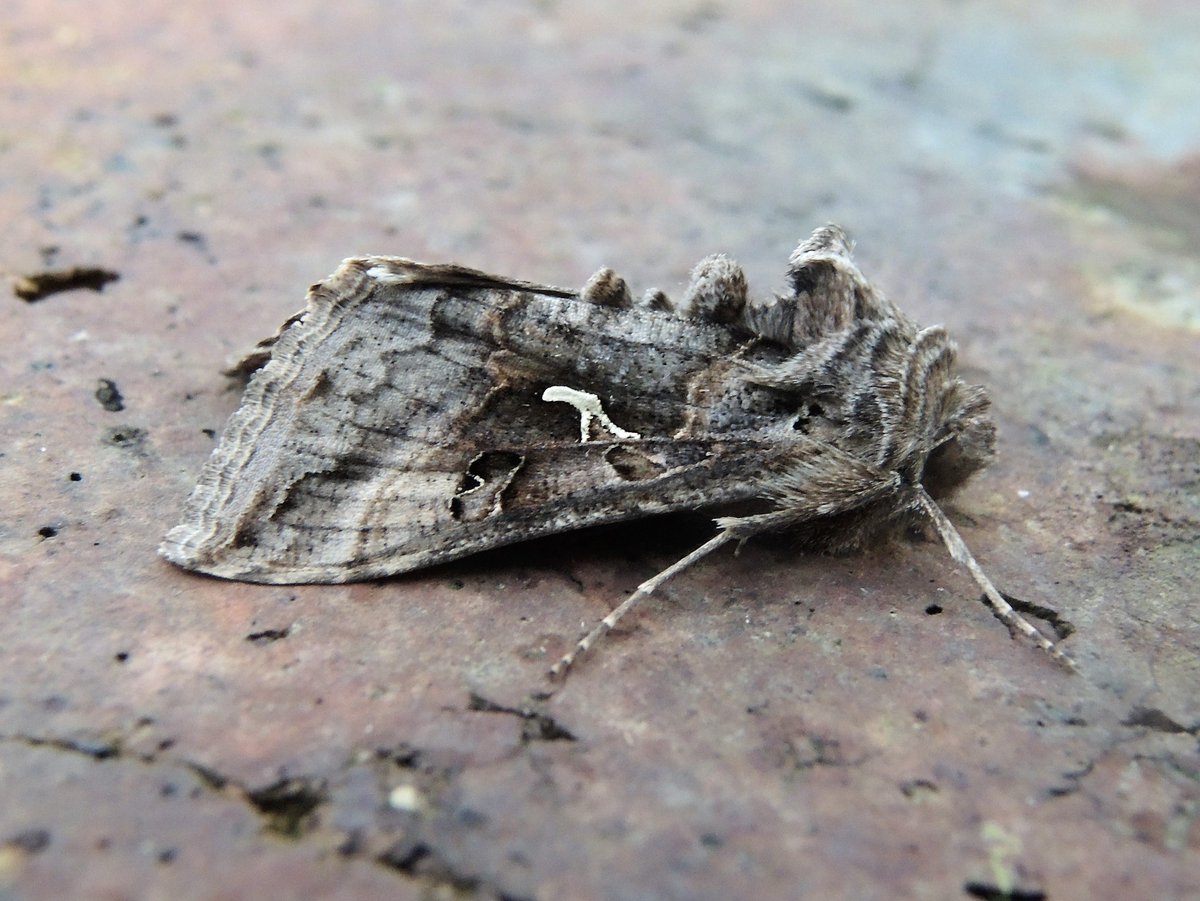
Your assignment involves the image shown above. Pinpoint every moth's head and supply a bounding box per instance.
[918,380,996,498]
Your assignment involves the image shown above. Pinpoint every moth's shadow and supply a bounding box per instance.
[399,512,797,590]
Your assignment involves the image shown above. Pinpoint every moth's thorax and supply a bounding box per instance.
[733,308,996,491]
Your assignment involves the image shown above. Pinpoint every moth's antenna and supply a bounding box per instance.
[914,486,1075,670]
[550,530,736,678]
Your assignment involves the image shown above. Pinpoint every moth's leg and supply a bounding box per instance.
[676,255,747,324]
[549,530,735,678]
[915,486,1075,671]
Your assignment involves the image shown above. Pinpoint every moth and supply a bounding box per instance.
[161,225,1072,674]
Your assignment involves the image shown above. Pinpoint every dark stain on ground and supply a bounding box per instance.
[246,627,290,645]
[14,267,121,302]
[103,426,149,451]
[177,231,217,263]
[1098,432,1200,551]
[4,828,51,854]
[95,378,125,412]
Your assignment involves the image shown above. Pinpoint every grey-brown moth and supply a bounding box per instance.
[161,225,1072,674]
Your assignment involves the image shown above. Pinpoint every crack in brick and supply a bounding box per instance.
[998,591,1074,641]
[374,836,533,901]
[0,732,322,838]
[964,881,1046,901]
[1044,760,1095,798]
[468,692,578,743]
[0,730,535,899]
[1122,706,1200,736]
[245,777,327,837]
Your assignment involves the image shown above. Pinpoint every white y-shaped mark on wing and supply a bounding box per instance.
[541,386,641,443]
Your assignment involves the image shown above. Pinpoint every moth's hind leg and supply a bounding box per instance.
[549,530,736,678]
[915,486,1075,670]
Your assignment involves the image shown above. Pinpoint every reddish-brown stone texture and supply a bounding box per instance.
[2,2,1197,898]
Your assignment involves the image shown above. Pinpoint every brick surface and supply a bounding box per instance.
[2,2,1197,898]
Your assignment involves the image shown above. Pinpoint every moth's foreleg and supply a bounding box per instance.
[915,486,1075,670]
[549,530,735,678]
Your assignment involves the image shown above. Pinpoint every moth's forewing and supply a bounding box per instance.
[161,261,806,583]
